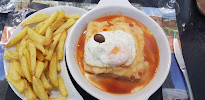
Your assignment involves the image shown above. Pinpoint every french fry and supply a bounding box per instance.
[39,11,59,35]
[32,40,45,53]
[16,44,20,52]
[35,22,44,33]
[4,26,27,48]
[32,76,49,100]
[49,52,58,87]
[56,31,67,60]
[49,96,66,100]
[50,18,66,32]
[43,47,49,56]
[27,27,53,46]
[23,48,31,71]
[12,60,25,78]
[8,61,21,81]
[35,60,45,78]
[18,38,26,58]
[32,80,39,98]
[4,50,19,59]
[21,14,49,26]
[6,75,25,94]
[28,42,36,76]
[21,55,32,82]
[44,64,49,79]
[24,80,36,100]
[45,32,62,60]
[3,56,12,60]
[40,73,52,90]
[57,60,61,72]
[58,77,68,96]
[65,14,81,19]
[53,18,75,36]
[44,60,49,70]
[56,10,65,20]
[45,26,53,39]
[36,49,45,61]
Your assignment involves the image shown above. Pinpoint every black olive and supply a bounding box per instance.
[94,34,105,43]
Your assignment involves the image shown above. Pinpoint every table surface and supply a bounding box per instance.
[1,0,205,100]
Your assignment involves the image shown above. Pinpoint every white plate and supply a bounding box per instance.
[4,6,87,100]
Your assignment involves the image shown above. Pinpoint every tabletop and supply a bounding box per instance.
[1,0,204,100]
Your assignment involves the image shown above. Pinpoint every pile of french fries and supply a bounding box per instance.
[4,10,80,100]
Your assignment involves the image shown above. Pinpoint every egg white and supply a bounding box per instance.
[84,30,136,67]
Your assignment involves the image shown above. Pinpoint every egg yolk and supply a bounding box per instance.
[110,46,120,54]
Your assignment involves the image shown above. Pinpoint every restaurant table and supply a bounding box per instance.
[1,0,204,100]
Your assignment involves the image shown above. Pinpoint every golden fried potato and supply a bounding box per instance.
[50,18,66,32]
[58,77,68,96]
[8,61,21,81]
[32,76,49,100]
[24,80,36,100]
[49,52,58,87]
[45,32,62,61]
[12,60,25,78]
[4,26,27,48]
[35,60,45,78]
[39,11,59,35]
[6,75,25,94]
[45,26,53,39]
[43,47,49,56]
[16,44,20,52]
[21,14,49,26]
[36,49,45,61]
[22,48,31,70]
[4,50,19,59]
[21,55,32,82]
[3,56,12,60]
[44,60,49,71]
[57,60,61,72]
[49,96,66,100]
[65,14,81,19]
[28,42,36,76]
[53,18,75,36]
[35,22,44,33]
[57,31,67,60]
[32,40,45,53]
[27,27,53,46]
[18,38,27,58]
[40,73,52,90]
[56,10,65,20]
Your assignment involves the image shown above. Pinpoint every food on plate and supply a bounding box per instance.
[58,77,68,97]
[28,42,36,76]
[39,11,59,35]
[33,76,49,100]
[5,75,25,94]
[4,50,19,59]
[49,52,58,87]
[24,79,36,100]
[21,14,49,26]
[4,26,28,48]
[65,14,81,19]
[77,15,159,94]
[4,10,78,99]
[53,18,75,36]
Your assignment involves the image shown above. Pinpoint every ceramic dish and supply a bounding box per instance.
[65,0,171,100]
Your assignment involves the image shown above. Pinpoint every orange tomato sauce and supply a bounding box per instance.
[76,15,159,94]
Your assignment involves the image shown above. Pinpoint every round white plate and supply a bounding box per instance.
[4,6,87,100]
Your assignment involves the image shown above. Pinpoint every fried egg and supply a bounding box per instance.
[84,30,136,67]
